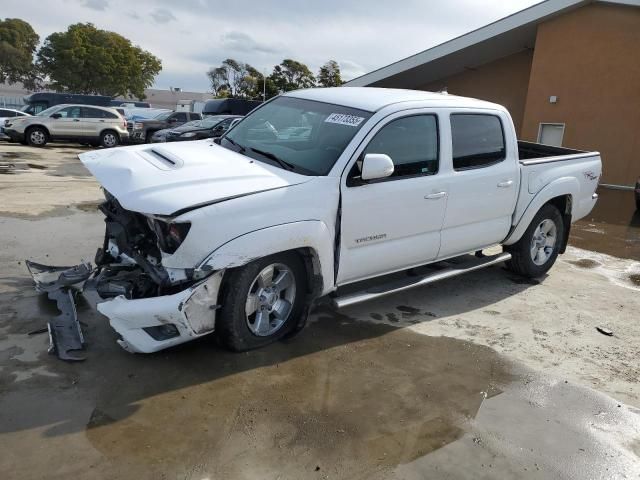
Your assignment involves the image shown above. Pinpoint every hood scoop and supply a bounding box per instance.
[138,147,185,170]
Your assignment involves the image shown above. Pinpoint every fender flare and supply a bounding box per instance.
[197,220,335,295]
[503,177,578,246]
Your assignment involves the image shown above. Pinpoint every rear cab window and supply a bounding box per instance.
[450,114,505,170]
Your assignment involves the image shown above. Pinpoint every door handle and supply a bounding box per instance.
[73,119,80,122]
[497,180,513,188]
[424,191,447,200]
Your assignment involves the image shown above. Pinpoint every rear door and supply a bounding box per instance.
[438,111,519,258]
[81,107,107,138]
[337,111,447,284]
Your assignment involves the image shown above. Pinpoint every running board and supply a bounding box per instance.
[332,252,512,309]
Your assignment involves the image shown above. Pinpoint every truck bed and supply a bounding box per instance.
[518,140,585,162]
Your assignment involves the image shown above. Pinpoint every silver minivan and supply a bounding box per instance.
[3,104,129,148]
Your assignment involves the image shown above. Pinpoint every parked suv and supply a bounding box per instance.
[0,108,31,141]
[130,111,201,143]
[3,104,128,148]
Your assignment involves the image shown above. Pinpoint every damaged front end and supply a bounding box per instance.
[90,191,223,353]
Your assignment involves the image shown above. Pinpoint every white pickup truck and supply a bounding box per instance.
[78,87,601,354]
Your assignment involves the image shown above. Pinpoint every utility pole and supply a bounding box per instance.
[263,68,266,102]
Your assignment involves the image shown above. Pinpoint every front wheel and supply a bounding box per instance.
[505,204,564,278]
[217,253,307,351]
[26,127,48,147]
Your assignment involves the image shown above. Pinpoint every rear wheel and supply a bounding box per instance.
[217,253,307,351]
[100,131,119,148]
[26,127,48,147]
[505,204,564,278]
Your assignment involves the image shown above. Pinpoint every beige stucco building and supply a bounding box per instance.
[347,0,640,187]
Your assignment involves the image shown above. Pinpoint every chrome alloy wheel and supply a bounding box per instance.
[530,219,557,265]
[102,132,117,147]
[29,130,46,145]
[245,263,296,337]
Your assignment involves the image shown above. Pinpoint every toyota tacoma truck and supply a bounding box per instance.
[76,87,601,354]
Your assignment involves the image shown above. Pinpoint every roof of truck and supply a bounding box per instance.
[284,87,503,112]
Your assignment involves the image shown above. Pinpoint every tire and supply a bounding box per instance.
[505,203,564,278]
[26,127,48,147]
[145,131,154,144]
[100,130,120,148]
[217,252,307,352]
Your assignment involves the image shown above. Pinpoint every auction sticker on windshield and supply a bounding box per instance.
[325,113,365,127]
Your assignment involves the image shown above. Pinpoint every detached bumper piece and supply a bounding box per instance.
[26,260,93,362]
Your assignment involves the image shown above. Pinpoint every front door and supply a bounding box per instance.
[337,112,447,285]
[51,106,84,137]
[438,112,519,258]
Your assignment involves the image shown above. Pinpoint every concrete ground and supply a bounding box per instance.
[0,142,639,479]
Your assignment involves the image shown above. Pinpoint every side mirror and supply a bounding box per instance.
[168,117,178,123]
[361,153,394,181]
[51,113,62,119]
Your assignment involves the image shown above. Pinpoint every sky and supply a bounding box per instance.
[2,0,542,93]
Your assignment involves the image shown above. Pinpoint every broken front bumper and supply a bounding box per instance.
[98,270,224,353]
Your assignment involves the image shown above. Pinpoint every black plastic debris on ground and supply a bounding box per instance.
[596,326,614,337]
[26,260,93,361]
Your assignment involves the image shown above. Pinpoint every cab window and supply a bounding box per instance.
[451,114,505,170]
[356,114,439,181]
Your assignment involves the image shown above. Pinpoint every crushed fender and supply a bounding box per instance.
[26,260,93,361]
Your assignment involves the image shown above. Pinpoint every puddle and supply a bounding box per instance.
[569,258,601,269]
[73,200,101,212]
[0,162,48,174]
[46,162,91,177]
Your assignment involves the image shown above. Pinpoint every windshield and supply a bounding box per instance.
[180,120,203,128]
[154,111,173,120]
[199,116,226,128]
[221,97,372,175]
[36,106,61,117]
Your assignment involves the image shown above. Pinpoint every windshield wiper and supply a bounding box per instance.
[224,136,246,153]
[248,147,296,171]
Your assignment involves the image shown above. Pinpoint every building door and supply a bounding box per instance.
[538,123,565,146]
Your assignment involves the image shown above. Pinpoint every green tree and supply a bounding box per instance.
[37,23,161,99]
[269,59,316,94]
[207,59,266,99]
[0,18,39,88]
[317,60,343,87]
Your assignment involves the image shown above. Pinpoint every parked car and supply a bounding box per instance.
[130,110,201,143]
[635,177,640,210]
[78,87,601,354]
[151,115,242,143]
[3,104,128,148]
[202,98,262,116]
[0,108,31,140]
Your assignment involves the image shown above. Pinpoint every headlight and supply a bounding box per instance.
[181,132,197,138]
[133,122,144,129]
[149,219,191,254]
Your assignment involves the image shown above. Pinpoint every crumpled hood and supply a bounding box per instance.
[79,141,312,216]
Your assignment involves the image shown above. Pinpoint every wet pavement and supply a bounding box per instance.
[1,287,639,479]
[571,188,640,261]
[0,143,639,478]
